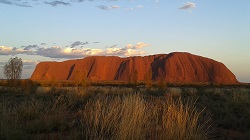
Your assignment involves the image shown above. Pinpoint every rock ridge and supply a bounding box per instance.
[30,52,238,84]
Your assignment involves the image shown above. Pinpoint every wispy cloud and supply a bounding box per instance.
[0,0,32,7]
[70,41,89,48]
[45,1,70,6]
[137,5,144,9]
[21,45,39,50]
[111,5,119,9]
[0,0,11,5]
[97,5,120,10]
[179,2,196,12]
[126,5,144,11]
[0,0,154,9]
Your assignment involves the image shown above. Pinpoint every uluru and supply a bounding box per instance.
[30,52,238,84]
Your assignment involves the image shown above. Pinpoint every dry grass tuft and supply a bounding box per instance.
[78,94,211,140]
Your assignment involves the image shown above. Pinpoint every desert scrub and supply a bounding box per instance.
[78,94,146,140]
[0,94,74,139]
[194,88,250,139]
[0,86,213,140]
[0,99,30,139]
[78,93,212,140]
[145,96,212,140]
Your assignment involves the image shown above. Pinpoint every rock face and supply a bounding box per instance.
[30,52,238,84]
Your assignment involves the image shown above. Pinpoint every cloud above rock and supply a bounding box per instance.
[125,42,149,49]
[0,46,32,55]
[70,41,89,48]
[21,45,39,50]
[36,46,103,58]
[22,60,39,69]
[0,42,149,59]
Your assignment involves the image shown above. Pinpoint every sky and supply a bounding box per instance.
[0,0,249,83]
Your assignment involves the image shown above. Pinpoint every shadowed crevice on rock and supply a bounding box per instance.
[87,58,96,78]
[115,60,129,80]
[66,64,75,80]
[151,54,173,80]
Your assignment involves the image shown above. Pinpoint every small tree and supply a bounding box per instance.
[4,57,23,81]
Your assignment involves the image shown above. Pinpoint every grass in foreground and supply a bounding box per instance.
[0,86,213,140]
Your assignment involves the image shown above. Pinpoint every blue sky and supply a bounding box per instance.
[0,0,250,83]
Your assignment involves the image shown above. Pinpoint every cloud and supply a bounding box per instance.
[16,2,32,7]
[0,46,32,55]
[179,2,196,11]
[126,8,134,11]
[126,5,144,11]
[36,46,68,58]
[35,46,103,58]
[0,0,97,7]
[22,60,39,69]
[41,43,47,45]
[97,5,120,10]
[106,44,117,48]
[137,5,144,9]
[97,5,109,10]
[23,60,39,65]
[12,47,17,51]
[0,42,149,59]
[0,0,12,5]
[45,1,70,6]
[21,45,39,50]
[0,46,14,55]
[125,42,149,49]
[35,42,149,58]
[0,59,38,70]
[104,47,146,56]
[134,42,150,49]
[111,5,119,9]
[104,42,149,56]
[70,41,88,48]
[0,0,154,9]
[0,0,32,7]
